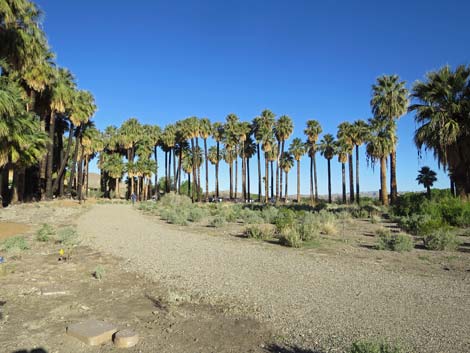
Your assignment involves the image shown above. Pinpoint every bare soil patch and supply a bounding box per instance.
[0,222,30,240]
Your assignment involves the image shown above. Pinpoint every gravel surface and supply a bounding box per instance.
[77,204,470,353]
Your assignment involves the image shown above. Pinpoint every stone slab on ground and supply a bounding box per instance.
[66,319,117,346]
[114,329,139,348]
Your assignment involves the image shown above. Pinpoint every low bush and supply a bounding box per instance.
[93,265,105,280]
[261,206,279,224]
[210,215,226,228]
[187,207,208,223]
[349,340,402,353]
[376,229,413,252]
[423,229,460,251]
[36,223,55,242]
[298,213,321,241]
[321,221,338,235]
[167,211,189,226]
[159,193,192,209]
[57,227,80,246]
[278,227,302,248]
[1,236,29,252]
[241,209,264,224]
[245,224,275,240]
[370,215,381,224]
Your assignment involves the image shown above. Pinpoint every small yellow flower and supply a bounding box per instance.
[59,249,64,256]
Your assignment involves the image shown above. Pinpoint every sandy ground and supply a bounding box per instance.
[77,204,470,353]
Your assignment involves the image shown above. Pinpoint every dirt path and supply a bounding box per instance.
[78,204,470,352]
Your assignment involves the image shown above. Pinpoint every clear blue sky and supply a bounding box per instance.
[37,0,470,196]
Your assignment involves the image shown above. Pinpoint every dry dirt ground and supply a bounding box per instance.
[1,201,470,353]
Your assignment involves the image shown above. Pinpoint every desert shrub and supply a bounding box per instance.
[1,236,29,252]
[298,213,321,241]
[275,209,297,233]
[57,227,80,246]
[187,207,208,222]
[159,193,192,209]
[261,206,279,224]
[241,209,264,224]
[167,211,189,226]
[349,340,402,353]
[278,227,302,248]
[93,265,105,280]
[36,223,55,242]
[210,215,227,228]
[370,215,381,224]
[423,229,460,251]
[245,224,275,240]
[376,229,413,252]
[321,221,338,235]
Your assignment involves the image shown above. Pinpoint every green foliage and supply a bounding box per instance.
[167,211,189,226]
[376,229,413,252]
[275,209,297,233]
[349,340,402,353]
[36,223,55,242]
[1,236,29,252]
[241,208,264,224]
[187,207,208,223]
[159,193,192,208]
[261,206,279,224]
[93,265,105,280]
[57,227,80,246]
[298,212,321,241]
[245,224,275,240]
[423,230,460,251]
[210,215,227,228]
[278,227,302,248]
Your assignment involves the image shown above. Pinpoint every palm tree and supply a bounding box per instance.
[319,134,336,203]
[336,139,350,204]
[304,120,322,203]
[182,152,193,197]
[101,153,124,199]
[238,121,251,201]
[274,115,293,201]
[199,117,211,201]
[280,152,294,202]
[257,110,275,203]
[224,114,239,199]
[371,74,409,204]
[288,138,306,203]
[410,65,470,198]
[243,136,257,201]
[145,124,161,198]
[337,122,355,203]
[351,120,369,203]
[211,122,224,198]
[208,145,219,198]
[416,166,437,199]
[366,118,394,206]
[251,116,262,202]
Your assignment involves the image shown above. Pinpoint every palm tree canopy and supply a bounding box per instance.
[304,120,322,143]
[288,138,306,161]
[275,115,293,142]
[371,74,409,121]
[199,117,212,139]
[280,152,294,173]
[319,133,336,160]
[416,166,437,189]
[351,119,370,146]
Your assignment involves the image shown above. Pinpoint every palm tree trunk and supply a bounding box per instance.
[348,153,354,203]
[38,116,47,199]
[313,153,318,202]
[196,137,201,202]
[285,170,288,202]
[68,127,81,196]
[327,159,332,203]
[270,160,274,199]
[215,141,220,198]
[77,144,85,204]
[426,186,431,199]
[154,146,159,199]
[265,154,269,203]
[53,123,74,194]
[115,178,119,199]
[85,156,89,197]
[309,156,314,205]
[229,162,233,199]
[234,147,238,200]
[46,111,56,199]
[280,141,285,201]
[247,157,251,201]
[355,145,360,204]
[187,173,191,197]
[137,176,141,201]
[168,149,172,193]
[297,159,301,203]
[390,150,397,204]
[164,151,168,193]
[242,142,246,201]
[275,140,280,201]
[11,167,19,204]
[204,138,209,201]
[380,156,388,206]
[257,144,261,202]
[172,148,176,192]
[177,148,182,194]
[190,138,195,202]
[342,163,346,204]
[450,178,455,197]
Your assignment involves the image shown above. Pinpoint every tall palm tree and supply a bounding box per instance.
[366,118,394,206]
[319,134,336,203]
[337,122,355,203]
[336,139,350,204]
[410,65,470,198]
[416,166,437,199]
[257,110,275,203]
[274,115,293,201]
[224,114,239,199]
[280,152,294,202]
[211,122,224,198]
[182,151,193,197]
[351,119,369,203]
[238,121,251,201]
[145,124,161,198]
[243,136,257,201]
[208,145,219,198]
[371,74,409,204]
[288,138,306,203]
[251,116,262,202]
[304,120,322,202]
[199,117,211,201]
[101,153,124,199]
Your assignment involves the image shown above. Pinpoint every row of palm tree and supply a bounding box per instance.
[1,0,100,206]
[2,1,468,206]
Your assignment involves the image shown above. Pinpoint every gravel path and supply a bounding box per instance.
[77,204,470,352]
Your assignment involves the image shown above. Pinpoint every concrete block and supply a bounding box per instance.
[67,319,117,346]
[114,329,139,348]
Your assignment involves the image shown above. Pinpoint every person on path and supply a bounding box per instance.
[131,193,137,205]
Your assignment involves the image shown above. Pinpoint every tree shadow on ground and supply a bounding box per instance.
[264,343,324,353]
[13,349,47,353]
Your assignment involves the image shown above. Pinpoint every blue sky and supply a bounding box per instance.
[37,0,470,196]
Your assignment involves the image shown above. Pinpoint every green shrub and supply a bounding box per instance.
[376,229,413,252]
[36,223,55,242]
[93,265,105,280]
[262,206,279,224]
[275,209,297,232]
[57,227,80,246]
[423,230,460,251]
[298,213,321,241]
[187,207,208,222]
[210,215,226,228]
[349,340,402,353]
[245,224,275,240]
[159,193,192,208]
[167,211,189,226]
[241,209,264,224]
[370,215,381,224]
[1,236,29,252]
[278,227,302,248]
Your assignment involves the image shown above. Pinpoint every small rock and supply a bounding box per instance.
[67,319,117,346]
[114,329,139,348]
